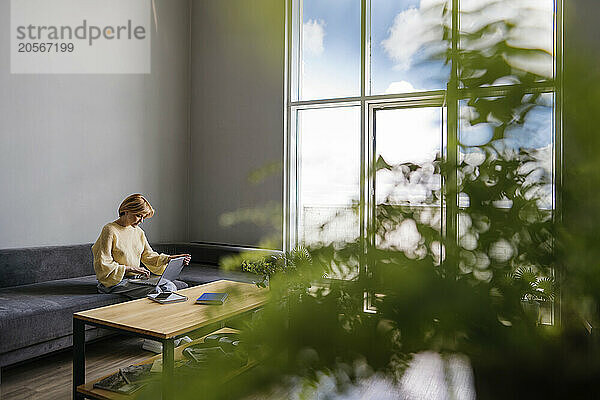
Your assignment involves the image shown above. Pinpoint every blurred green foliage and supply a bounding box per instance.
[153,1,600,399]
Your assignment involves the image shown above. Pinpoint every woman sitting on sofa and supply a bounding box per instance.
[92,193,191,298]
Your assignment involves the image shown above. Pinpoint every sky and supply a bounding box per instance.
[299,0,449,99]
[297,0,555,240]
[299,0,553,99]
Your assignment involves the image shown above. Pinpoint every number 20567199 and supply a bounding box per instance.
[18,42,74,52]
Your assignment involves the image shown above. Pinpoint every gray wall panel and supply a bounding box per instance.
[189,0,284,248]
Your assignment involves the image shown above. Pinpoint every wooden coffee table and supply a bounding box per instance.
[73,280,268,400]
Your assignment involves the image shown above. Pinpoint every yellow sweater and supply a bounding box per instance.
[91,221,170,287]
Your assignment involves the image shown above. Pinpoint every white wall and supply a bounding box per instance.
[189,0,285,248]
[0,0,191,249]
[0,0,286,250]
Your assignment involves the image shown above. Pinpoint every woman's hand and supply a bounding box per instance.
[125,265,150,278]
[169,254,191,265]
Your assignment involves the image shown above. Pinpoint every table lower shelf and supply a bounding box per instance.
[77,327,256,400]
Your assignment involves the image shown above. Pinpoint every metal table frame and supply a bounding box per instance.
[72,310,256,400]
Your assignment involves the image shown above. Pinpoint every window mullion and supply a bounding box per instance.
[360,0,368,284]
[443,0,460,278]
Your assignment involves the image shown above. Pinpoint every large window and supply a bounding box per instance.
[285,0,560,315]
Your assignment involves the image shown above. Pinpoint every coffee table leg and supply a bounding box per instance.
[73,318,85,400]
[162,339,175,400]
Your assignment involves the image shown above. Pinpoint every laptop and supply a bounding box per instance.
[128,256,186,286]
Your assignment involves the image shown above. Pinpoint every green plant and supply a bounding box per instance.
[241,247,314,294]
[172,2,600,398]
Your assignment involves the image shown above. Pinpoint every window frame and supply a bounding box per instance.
[284,0,563,321]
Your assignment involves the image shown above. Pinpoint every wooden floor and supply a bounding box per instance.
[0,339,476,400]
[0,335,153,400]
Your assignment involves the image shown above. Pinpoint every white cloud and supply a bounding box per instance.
[381,8,424,71]
[384,81,420,94]
[303,19,326,56]
[381,0,445,71]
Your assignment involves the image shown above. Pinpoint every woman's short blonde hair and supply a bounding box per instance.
[118,194,155,218]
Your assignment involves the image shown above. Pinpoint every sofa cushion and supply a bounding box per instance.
[0,275,125,354]
[0,244,95,288]
[0,243,187,289]
[171,242,282,267]
[178,264,258,286]
[0,326,114,367]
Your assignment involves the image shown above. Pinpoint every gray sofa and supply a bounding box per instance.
[0,242,273,367]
